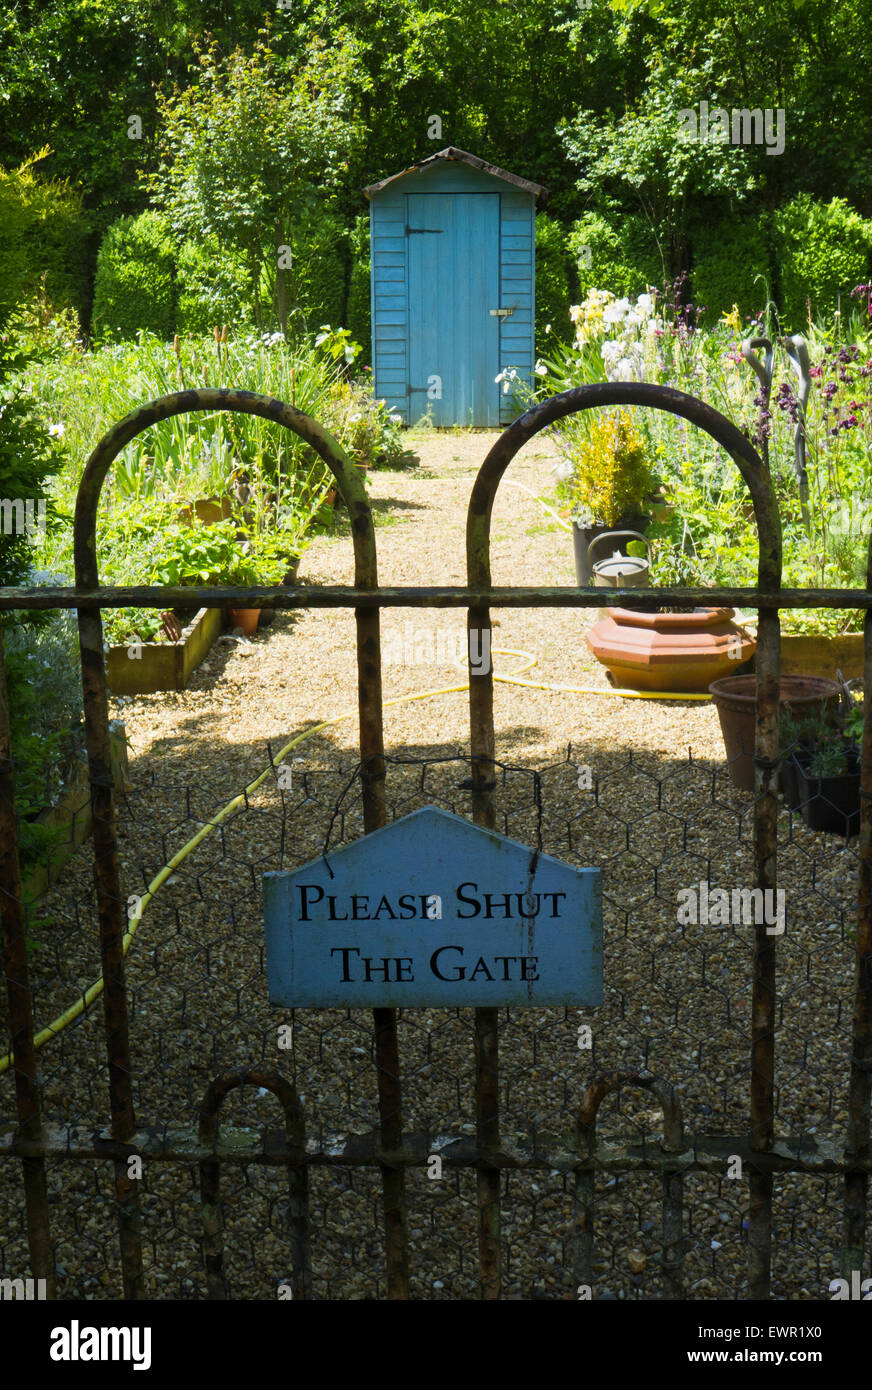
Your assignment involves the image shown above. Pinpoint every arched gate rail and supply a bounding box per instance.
[0,384,869,1300]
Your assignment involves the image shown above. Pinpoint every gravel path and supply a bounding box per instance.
[0,429,862,1301]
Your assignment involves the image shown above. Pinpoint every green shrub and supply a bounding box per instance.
[774,195,872,330]
[535,214,574,349]
[91,211,176,341]
[568,212,663,304]
[345,212,371,364]
[0,382,64,588]
[287,206,348,339]
[690,210,773,324]
[4,600,84,874]
[175,236,254,335]
[0,157,90,331]
[0,173,31,333]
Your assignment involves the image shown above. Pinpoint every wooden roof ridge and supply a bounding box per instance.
[363,147,549,204]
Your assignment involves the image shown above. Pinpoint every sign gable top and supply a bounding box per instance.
[265,805,579,885]
[363,147,549,205]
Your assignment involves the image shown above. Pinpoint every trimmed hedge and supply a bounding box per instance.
[175,236,253,335]
[568,212,663,302]
[774,195,872,330]
[345,211,371,364]
[91,211,176,341]
[288,206,348,337]
[690,210,773,324]
[0,163,90,327]
[535,213,574,348]
[0,172,31,332]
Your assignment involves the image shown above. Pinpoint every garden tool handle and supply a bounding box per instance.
[741,336,775,398]
[587,530,652,565]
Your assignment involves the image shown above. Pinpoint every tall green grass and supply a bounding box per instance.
[23,328,376,579]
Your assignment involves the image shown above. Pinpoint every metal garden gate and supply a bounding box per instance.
[1,382,870,1300]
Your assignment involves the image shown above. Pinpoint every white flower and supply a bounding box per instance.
[389,413,402,424]
[636,293,656,317]
[601,341,622,366]
[545,323,551,333]
[48,422,65,437]
[552,458,574,483]
[534,360,547,376]
[603,297,631,325]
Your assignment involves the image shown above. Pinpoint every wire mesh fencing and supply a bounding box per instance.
[1,740,864,1300]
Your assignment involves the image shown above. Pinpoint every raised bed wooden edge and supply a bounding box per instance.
[23,720,129,906]
[106,606,225,696]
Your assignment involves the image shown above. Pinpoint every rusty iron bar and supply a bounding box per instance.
[843,550,872,1277]
[1,583,870,612]
[746,420,782,1301]
[749,605,781,1299]
[77,595,144,1298]
[574,1071,686,1298]
[2,1122,867,1174]
[198,1067,310,1300]
[72,388,408,1298]
[467,576,501,1295]
[468,384,781,1303]
[0,615,57,1298]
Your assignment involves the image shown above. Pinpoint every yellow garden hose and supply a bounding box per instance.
[0,654,712,1075]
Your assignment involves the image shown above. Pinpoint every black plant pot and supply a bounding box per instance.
[784,747,861,836]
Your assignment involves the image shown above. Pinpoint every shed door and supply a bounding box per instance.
[406,193,500,427]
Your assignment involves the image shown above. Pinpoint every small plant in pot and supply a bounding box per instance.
[779,687,864,835]
[219,531,301,637]
[553,410,657,585]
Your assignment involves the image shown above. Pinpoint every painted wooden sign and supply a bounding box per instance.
[263,806,602,1008]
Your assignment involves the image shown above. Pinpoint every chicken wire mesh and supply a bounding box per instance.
[0,739,865,1300]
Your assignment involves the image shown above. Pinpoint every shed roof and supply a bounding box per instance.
[363,147,549,205]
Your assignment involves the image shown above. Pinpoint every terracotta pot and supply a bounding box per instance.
[228,607,260,637]
[708,674,841,791]
[586,607,756,693]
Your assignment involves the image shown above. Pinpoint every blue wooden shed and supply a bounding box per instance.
[363,148,548,428]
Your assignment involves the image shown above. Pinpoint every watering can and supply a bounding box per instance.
[587,530,652,588]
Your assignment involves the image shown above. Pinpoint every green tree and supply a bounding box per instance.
[560,64,758,281]
[146,35,359,335]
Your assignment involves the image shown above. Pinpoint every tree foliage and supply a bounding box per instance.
[146,35,359,332]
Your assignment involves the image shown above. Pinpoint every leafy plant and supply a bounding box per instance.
[779,694,863,779]
[146,36,356,335]
[91,212,177,343]
[3,599,84,872]
[561,409,655,526]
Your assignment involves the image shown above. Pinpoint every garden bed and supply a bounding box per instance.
[22,720,129,905]
[779,631,864,680]
[106,606,226,696]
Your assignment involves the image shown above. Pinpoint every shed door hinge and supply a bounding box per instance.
[490,308,515,317]
[405,225,443,235]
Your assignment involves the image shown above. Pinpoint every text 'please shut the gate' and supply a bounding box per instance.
[263,806,603,1007]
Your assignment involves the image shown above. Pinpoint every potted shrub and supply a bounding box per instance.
[219,531,301,636]
[553,410,658,585]
[779,691,864,835]
[709,676,842,792]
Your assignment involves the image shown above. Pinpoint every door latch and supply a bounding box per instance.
[489,308,515,317]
